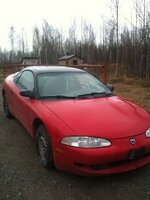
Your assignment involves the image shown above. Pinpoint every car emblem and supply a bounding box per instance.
[130,138,136,145]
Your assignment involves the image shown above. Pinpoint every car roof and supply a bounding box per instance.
[23,66,85,74]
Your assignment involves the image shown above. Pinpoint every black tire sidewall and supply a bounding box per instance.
[3,94,12,118]
[36,125,54,168]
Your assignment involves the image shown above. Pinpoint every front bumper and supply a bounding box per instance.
[53,134,150,176]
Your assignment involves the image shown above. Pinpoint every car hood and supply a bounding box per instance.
[42,96,150,139]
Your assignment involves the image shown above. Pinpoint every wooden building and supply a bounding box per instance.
[58,55,83,65]
[21,56,41,65]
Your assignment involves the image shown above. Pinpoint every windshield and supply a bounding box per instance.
[37,72,112,99]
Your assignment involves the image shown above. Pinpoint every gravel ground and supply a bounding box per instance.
[0,81,150,200]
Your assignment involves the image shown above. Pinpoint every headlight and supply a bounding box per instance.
[146,128,150,137]
[61,136,111,148]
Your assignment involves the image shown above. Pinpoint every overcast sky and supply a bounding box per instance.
[0,0,133,50]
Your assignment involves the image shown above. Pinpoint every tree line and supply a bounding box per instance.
[0,0,150,80]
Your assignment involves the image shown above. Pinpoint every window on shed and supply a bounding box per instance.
[73,60,77,65]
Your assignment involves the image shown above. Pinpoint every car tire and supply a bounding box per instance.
[36,125,54,168]
[3,94,12,118]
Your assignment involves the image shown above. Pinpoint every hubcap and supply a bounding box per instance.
[38,135,48,162]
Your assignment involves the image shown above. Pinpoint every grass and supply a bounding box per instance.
[111,78,150,113]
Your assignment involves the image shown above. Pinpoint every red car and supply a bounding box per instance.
[2,66,150,176]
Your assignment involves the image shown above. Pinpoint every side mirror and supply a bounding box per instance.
[20,90,34,98]
[107,85,114,92]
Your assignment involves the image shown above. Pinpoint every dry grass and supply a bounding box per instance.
[110,78,150,113]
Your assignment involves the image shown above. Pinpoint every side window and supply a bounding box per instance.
[13,72,22,83]
[17,71,34,91]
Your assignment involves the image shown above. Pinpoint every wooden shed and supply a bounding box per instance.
[21,56,41,65]
[58,55,83,66]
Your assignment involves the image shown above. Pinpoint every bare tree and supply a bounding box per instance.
[106,0,120,75]
[33,26,41,56]
[9,26,15,62]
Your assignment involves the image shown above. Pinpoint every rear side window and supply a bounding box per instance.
[17,71,34,91]
[13,72,22,83]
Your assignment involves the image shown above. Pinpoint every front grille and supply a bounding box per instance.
[91,152,150,171]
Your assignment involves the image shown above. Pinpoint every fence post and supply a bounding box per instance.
[2,65,6,79]
[103,64,107,84]
[10,65,13,74]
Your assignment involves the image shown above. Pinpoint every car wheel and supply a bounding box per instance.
[3,94,12,118]
[36,125,54,168]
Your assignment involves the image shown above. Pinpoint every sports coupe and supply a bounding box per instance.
[2,66,150,175]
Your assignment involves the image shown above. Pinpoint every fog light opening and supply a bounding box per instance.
[74,162,86,167]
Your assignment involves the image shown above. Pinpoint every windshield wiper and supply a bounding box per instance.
[40,92,113,100]
[40,95,76,99]
[76,92,112,99]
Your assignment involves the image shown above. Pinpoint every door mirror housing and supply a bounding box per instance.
[107,85,114,92]
[20,90,34,98]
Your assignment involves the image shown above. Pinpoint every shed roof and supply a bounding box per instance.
[58,55,83,61]
[22,56,40,59]
[21,56,41,64]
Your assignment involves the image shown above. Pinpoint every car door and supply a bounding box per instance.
[12,70,34,130]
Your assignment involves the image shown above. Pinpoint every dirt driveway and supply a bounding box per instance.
[0,80,150,200]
